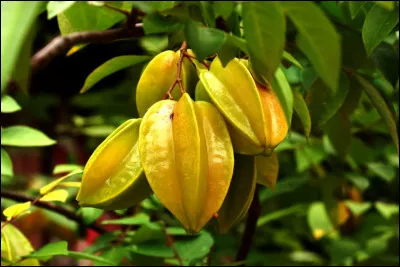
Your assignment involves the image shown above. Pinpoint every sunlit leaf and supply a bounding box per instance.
[3,201,31,221]
[1,148,13,177]
[39,189,69,203]
[40,169,83,195]
[1,95,21,113]
[1,126,56,147]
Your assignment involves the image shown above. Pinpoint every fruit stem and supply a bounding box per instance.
[183,52,210,70]
[164,41,188,99]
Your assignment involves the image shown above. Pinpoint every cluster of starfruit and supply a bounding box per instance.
[76,48,288,234]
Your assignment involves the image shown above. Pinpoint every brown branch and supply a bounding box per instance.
[1,190,107,234]
[164,41,188,99]
[161,223,184,266]
[31,24,144,73]
[235,187,261,265]
[103,3,130,17]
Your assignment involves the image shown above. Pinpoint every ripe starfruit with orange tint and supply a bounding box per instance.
[199,57,288,156]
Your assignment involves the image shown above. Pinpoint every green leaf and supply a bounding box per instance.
[57,1,126,34]
[143,13,182,35]
[1,148,13,177]
[282,51,303,69]
[1,95,21,113]
[344,201,372,216]
[293,88,311,138]
[295,143,328,172]
[259,177,309,202]
[375,202,399,219]
[94,247,127,266]
[243,2,286,82]
[185,21,226,61]
[175,230,214,262]
[353,73,399,154]
[349,1,367,19]
[53,163,83,175]
[270,67,294,126]
[76,207,103,225]
[213,1,234,19]
[306,72,350,130]
[307,202,334,240]
[1,126,56,147]
[362,3,399,56]
[101,213,150,225]
[257,204,306,227]
[67,251,116,266]
[131,241,174,258]
[329,239,360,265]
[11,24,36,95]
[325,113,352,157]
[281,1,341,92]
[199,1,215,28]
[1,1,44,94]
[374,1,396,11]
[340,28,373,70]
[139,35,169,55]
[346,173,370,192]
[347,138,374,165]
[150,1,174,12]
[47,1,76,19]
[367,162,396,182]
[26,241,68,261]
[80,55,150,93]
[370,42,399,86]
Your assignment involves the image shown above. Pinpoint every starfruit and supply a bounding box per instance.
[76,119,152,210]
[217,154,257,233]
[139,93,234,233]
[199,57,288,156]
[135,50,197,117]
[1,222,40,266]
[256,152,279,190]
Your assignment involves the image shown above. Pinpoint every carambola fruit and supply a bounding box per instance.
[199,57,288,156]
[139,93,234,233]
[76,118,152,210]
[217,154,257,233]
[135,50,197,117]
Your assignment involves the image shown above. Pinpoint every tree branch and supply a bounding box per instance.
[1,190,107,234]
[31,23,144,73]
[235,187,261,265]
[164,41,188,99]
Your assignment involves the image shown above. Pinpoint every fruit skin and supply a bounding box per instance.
[217,154,257,233]
[256,152,279,189]
[139,93,234,233]
[76,119,152,210]
[135,50,197,117]
[199,56,288,156]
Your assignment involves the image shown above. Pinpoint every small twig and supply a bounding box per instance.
[184,52,210,70]
[164,41,188,99]
[161,223,184,266]
[207,245,214,266]
[103,3,130,17]
[235,187,261,265]
[1,190,107,234]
